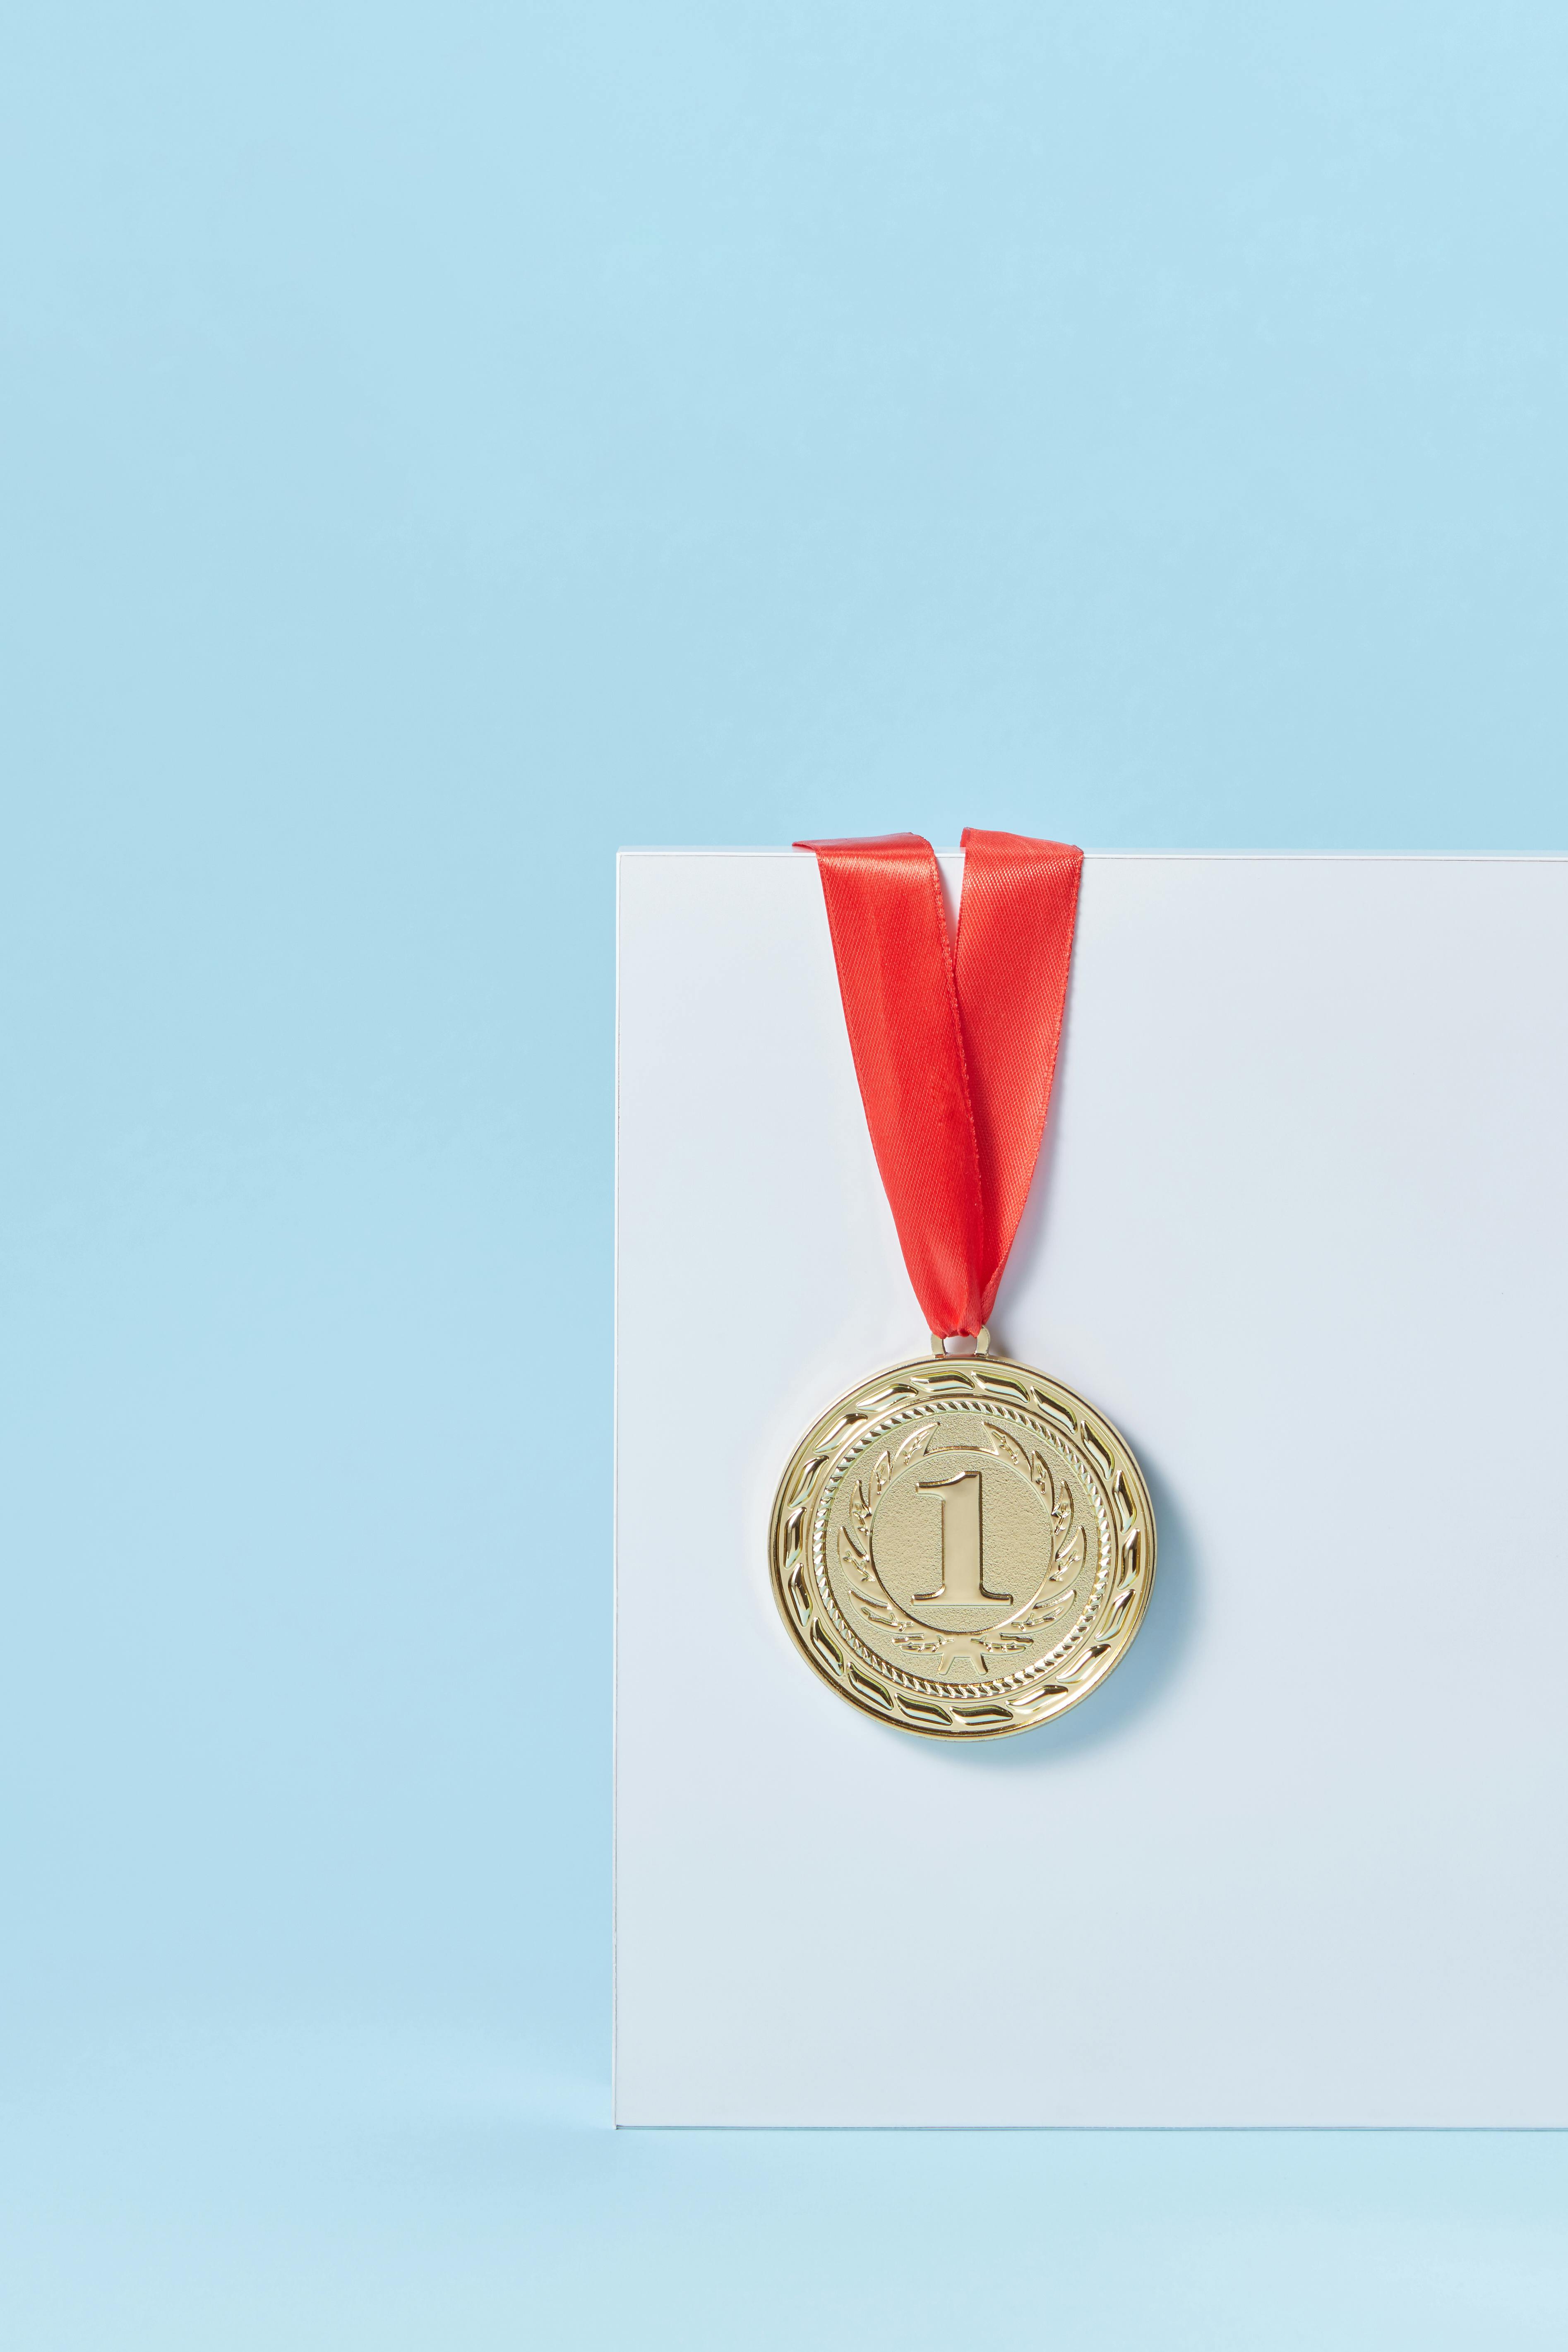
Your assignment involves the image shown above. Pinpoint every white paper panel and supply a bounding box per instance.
[615,851,1568,2124]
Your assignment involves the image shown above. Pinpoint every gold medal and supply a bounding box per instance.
[770,1331,1155,1740]
[783,829,1157,1738]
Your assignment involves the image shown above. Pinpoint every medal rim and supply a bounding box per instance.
[768,1347,1157,1742]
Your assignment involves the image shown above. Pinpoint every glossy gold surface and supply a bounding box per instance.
[769,1348,1155,1739]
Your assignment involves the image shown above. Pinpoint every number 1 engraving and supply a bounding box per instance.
[915,1468,1012,1604]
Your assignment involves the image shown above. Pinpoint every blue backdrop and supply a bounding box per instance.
[3,4,1566,2343]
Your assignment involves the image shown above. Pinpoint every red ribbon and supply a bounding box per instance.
[795,829,1083,1339]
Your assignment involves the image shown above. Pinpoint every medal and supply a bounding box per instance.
[770,1336,1154,1738]
[769,829,1155,1739]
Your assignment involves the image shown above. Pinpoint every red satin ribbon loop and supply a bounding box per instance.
[796,828,1083,1338]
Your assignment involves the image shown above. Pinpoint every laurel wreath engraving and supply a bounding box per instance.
[836,1422,1090,1662]
[846,1421,930,1547]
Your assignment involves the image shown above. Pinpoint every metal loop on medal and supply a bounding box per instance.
[929,1326,990,1359]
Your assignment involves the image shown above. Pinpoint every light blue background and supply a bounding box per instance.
[3,3,1566,2343]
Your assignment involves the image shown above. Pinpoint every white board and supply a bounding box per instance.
[614,850,1568,2125]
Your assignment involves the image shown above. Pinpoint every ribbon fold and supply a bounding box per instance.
[795,829,1083,1338]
